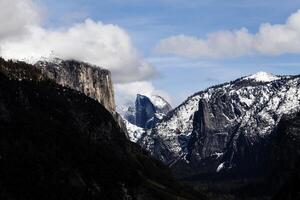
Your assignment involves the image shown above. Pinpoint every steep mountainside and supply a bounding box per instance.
[35,58,128,134]
[138,72,300,177]
[150,95,173,115]
[268,112,300,200]
[0,58,201,200]
[35,58,116,113]
[181,112,300,200]
[119,94,172,142]
[123,94,172,128]
[135,94,157,128]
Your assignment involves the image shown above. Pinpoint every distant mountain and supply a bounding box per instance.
[119,94,172,142]
[134,94,172,129]
[0,58,201,200]
[132,72,300,178]
[150,95,173,115]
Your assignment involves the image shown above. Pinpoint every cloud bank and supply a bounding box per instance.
[115,81,172,105]
[156,10,300,59]
[0,0,156,83]
[0,0,41,39]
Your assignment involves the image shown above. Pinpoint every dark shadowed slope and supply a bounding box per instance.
[180,111,300,200]
[269,112,300,200]
[0,58,202,200]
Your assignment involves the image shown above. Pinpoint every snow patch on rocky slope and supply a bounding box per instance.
[137,73,300,170]
[243,71,281,82]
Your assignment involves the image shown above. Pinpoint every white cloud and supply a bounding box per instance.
[0,0,41,39]
[115,81,172,105]
[0,0,156,83]
[155,9,300,59]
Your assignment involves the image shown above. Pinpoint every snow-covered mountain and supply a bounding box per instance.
[118,94,172,142]
[150,95,173,114]
[120,94,172,127]
[133,72,300,177]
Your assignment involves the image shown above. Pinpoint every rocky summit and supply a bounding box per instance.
[35,58,128,133]
[119,94,172,142]
[35,58,116,113]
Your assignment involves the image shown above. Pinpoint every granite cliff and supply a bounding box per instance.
[35,58,116,113]
[0,57,201,200]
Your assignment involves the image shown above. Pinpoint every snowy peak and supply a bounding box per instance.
[134,94,172,128]
[243,71,281,82]
[119,94,172,142]
[136,72,300,177]
[149,95,172,114]
[38,57,64,66]
[150,95,167,109]
[120,94,172,129]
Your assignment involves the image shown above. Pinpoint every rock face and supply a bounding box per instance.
[124,94,172,129]
[35,58,116,113]
[0,58,201,200]
[137,72,300,177]
[135,94,157,128]
[119,94,172,142]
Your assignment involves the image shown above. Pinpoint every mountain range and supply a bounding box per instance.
[0,57,299,200]
[0,58,202,200]
[121,71,300,199]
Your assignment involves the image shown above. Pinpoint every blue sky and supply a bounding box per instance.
[29,0,300,105]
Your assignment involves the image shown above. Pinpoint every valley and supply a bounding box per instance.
[0,54,299,200]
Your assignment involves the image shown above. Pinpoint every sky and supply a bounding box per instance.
[0,0,300,106]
